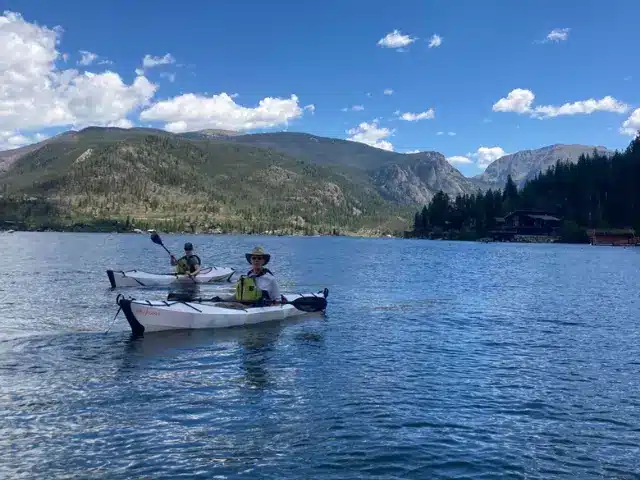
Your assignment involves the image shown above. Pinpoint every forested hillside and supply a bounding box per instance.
[411,135,640,242]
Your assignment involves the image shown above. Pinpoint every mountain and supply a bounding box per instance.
[474,144,614,189]
[371,152,478,205]
[180,131,477,203]
[0,127,413,234]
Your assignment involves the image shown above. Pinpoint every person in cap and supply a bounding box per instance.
[170,242,201,276]
[234,246,281,305]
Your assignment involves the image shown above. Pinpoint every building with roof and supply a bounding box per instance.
[490,210,562,241]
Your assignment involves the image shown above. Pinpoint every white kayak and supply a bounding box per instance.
[106,266,235,288]
[116,289,329,335]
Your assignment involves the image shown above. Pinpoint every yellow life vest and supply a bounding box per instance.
[235,275,263,302]
[176,258,189,274]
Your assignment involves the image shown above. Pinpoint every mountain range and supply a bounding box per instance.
[0,126,617,234]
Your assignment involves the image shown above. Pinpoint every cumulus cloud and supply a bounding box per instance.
[620,108,640,136]
[475,146,507,169]
[346,121,394,151]
[492,89,630,119]
[78,50,98,66]
[428,34,442,48]
[0,11,157,140]
[492,88,535,114]
[383,89,394,95]
[142,53,175,69]
[545,28,570,42]
[398,109,435,121]
[140,93,311,132]
[0,131,48,151]
[446,155,472,165]
[377,29,417,49]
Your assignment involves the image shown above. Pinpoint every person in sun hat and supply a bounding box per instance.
[234,246,282,305]
[170,241,202,276]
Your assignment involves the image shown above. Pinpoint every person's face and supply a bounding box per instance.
[251,255,264,268]
[185,248,193,255]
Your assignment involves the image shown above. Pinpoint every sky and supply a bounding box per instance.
[0,0,638,176]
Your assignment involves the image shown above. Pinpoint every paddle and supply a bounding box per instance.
[166,292,328,312]
[150,232,196,282]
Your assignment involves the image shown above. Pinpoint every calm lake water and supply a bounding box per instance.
[1,232,639,479]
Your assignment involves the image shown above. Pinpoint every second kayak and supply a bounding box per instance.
[106,266,235,288]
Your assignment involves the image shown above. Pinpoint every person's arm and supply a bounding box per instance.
[170,254,177,266]
[269,277,282,304]
[190,257,201,276]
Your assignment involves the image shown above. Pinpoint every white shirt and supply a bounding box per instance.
[249,270,281,301]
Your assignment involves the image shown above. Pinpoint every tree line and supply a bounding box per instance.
[412,134,640,241]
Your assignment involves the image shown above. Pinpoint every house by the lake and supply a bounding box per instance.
[491,210,562,241]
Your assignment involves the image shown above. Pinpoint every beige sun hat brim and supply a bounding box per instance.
[245,247,270,265]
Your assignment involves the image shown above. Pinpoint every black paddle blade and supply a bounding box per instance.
[150,232,163,245]
[289,296,327,312]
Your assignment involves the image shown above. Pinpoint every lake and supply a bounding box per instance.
[1,232,639,479]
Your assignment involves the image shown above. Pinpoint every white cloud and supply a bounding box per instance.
[399,109,435,121]
[142,53,175,68]
[377,29,417,49]
[107,118,134,129]
[346,121,394,151]
[428,34,442,48]
[620,108,640,136]
[447,155,472,165]
[0,131,48,151]
[405,149,421,154]
[492,88,535,114]
[475,146,506,169]
[493,89,629,119]
[383,89,394,95]
[342,105,364,112]
[545,28,570,42]
[0,11,157,138]
[159,72,176,82]
[140,93,311,132]
[436,131,444,135]
[78,50,98,66]
[532,96,629,118]
[448,131,456,136]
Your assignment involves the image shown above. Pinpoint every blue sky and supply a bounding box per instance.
[1,0,638,176]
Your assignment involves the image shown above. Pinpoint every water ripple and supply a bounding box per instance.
[1,234,640,478]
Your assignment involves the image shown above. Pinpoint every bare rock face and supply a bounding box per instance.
[371,152,478,204]
[473,144,613,189]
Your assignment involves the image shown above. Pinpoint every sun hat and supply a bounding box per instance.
[245,246,271,265]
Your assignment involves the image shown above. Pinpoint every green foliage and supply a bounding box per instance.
[0,129,413,235]
[411,134,640,241]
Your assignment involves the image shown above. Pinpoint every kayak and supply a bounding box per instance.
[115,290,329,335]
[106,266,235,288]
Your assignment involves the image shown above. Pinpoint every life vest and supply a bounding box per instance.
[176,254,201,274]
[235,268,273,302]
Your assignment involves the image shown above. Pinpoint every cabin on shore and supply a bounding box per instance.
[490,210,562,241]
[588,228,637,246]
